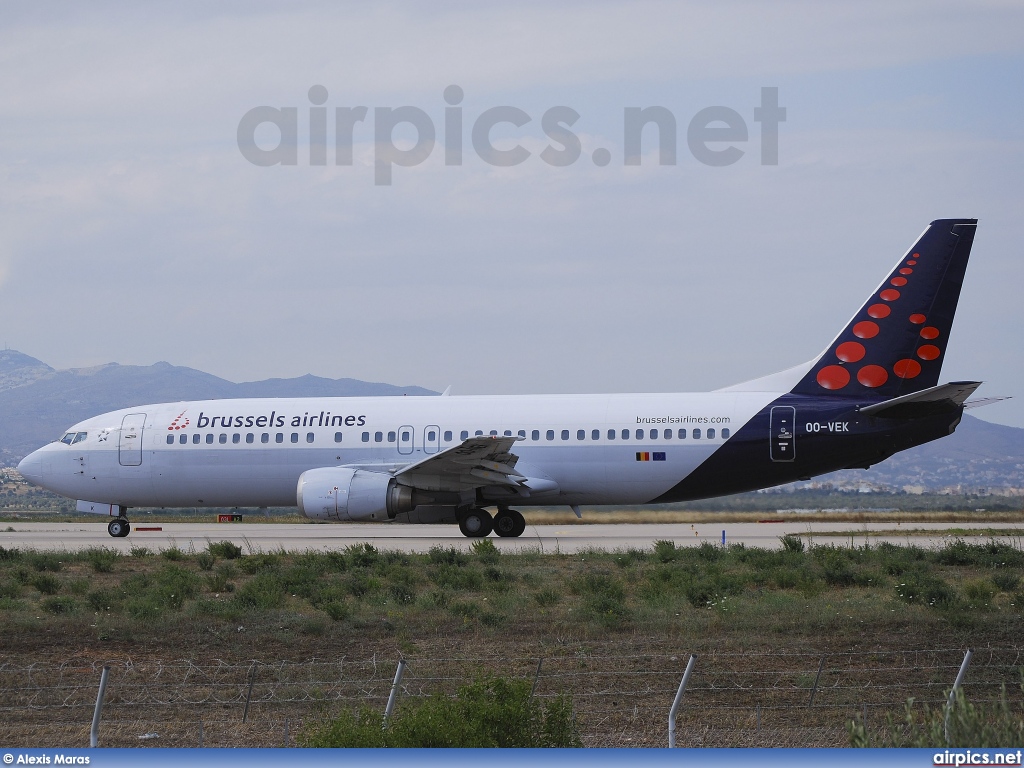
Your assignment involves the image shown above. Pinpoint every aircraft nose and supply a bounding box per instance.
[17,450,46,485]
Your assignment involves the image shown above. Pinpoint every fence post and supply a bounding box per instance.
[530,658,544,697]
[668,654,697,748]
[944,648,973,745]
[808,654,825,707]
[383,660,407,726]
[242,662,257,723]
[89,665,111,748]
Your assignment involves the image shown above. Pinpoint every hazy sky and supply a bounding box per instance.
[2,2,1022,425]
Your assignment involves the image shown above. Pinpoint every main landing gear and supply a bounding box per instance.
[107,517,131,538]
[458,508,526,538]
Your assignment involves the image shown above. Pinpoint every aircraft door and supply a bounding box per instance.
[423,425,441,455]
[398,425,414,455]
[769,406,795,462]
[119,413,147,466]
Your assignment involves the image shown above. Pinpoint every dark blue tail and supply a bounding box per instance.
[791,218,978,399]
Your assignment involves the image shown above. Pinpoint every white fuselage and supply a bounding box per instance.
[18,391,779,509]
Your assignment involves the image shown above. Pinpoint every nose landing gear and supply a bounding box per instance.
[107,517,131,538]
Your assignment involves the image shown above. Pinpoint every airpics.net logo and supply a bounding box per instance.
[237,85,786,185]
[934,750,1024,766]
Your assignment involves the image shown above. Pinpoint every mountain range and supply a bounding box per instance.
[1,350,1021,492]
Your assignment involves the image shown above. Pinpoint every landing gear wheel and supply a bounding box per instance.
[107,518,130,538]
[459,509,493,538]
[494,509,526,538]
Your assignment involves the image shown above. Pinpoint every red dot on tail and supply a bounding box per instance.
[907,260,917,265]
[817,365,850,390]
[912,252,920,258]
[890,277,908,287]
[880,289,901,301]
[909,313,926,324]
[920,326,940,340]
[867,304,891,319]
[836,341,866,362]
[857,365,888,388]
[917,344,941,361]
[899,268,913,275]
[894,359,922,379]
[853,321,879,339]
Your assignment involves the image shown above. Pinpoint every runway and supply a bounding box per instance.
[2,520,1023,554]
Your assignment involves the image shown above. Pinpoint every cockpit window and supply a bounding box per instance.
[60,433,75,445]
[71,432,88,445]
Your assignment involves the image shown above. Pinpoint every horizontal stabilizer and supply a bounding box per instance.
[860,381,981,419]
[964,396,1012,410]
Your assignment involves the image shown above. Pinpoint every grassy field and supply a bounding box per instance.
[0,535,1023,747]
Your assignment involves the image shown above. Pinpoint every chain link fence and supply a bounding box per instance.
[1,647,1021,747]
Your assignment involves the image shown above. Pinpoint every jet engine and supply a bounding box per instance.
[297,467,414,522]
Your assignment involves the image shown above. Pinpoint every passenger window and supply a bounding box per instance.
[166,435,174,445]
[180,434,188,444]
[662,429,670,439]
[722,428,730,439]
[561,430,569,440]
[207,434,214,444]
[621,429,629,440]
[475,430,483,436]
[444,431,453,441]
[387,431,395,442]
[246,433,254,444]
[306,432,314,443]
[361,432,369,442]
[532,430,540,440]
[546,430,555,441]
[678,429,686,439]
[375,432,383,443]
[291,433,299,443]
[193,434,201,444]
[607,429,616,440]
[591,430,599,440]
[461,430,469,440]
[263,433,270,443]
[504,430,512,437]
[576,430,585,440]
[518,430,526,438]
[708,428,716,439]
[489,430,498,436]
[334,432,342,443]
[649,430,657,440]
[277,433,284,443]
[428,430,436,441]
[693,428,701,439]
[636,429,644,439]
[219,434,227,444]
[402,430,411,441]
[232,434,240,444]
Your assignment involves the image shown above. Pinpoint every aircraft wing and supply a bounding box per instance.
[859,381,982,419]
[393,435,530,493]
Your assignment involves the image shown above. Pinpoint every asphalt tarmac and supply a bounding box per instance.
[2,520,1022,553]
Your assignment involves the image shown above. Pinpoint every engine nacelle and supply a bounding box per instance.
[297,467,414,522]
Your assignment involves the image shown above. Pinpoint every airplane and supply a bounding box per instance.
[17,218,1001,539]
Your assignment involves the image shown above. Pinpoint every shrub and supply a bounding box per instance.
[41,596,78,615]
[780,535,805,553]
[238,553,281,574]
[894,572,957,608]
[161,546,186,561]
[129,546,151,558]
[0,579,22,599]
[208,541,242,559]
[26,552,62,572]
[653,540,677,563]
[0,546,21,562]
[818,550,856,587]
[471,539,499,564]
[234,572,287,610]
[322,601,351,621]
[534,587,560,607]
[428,546,468,567]
[196,552,216,571]
[302,675,581,747]
[993,572,1020,592]
[849,687,1024,747]
[346,543,379,568]
[82,547,120,573]
[31,573,61,595]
